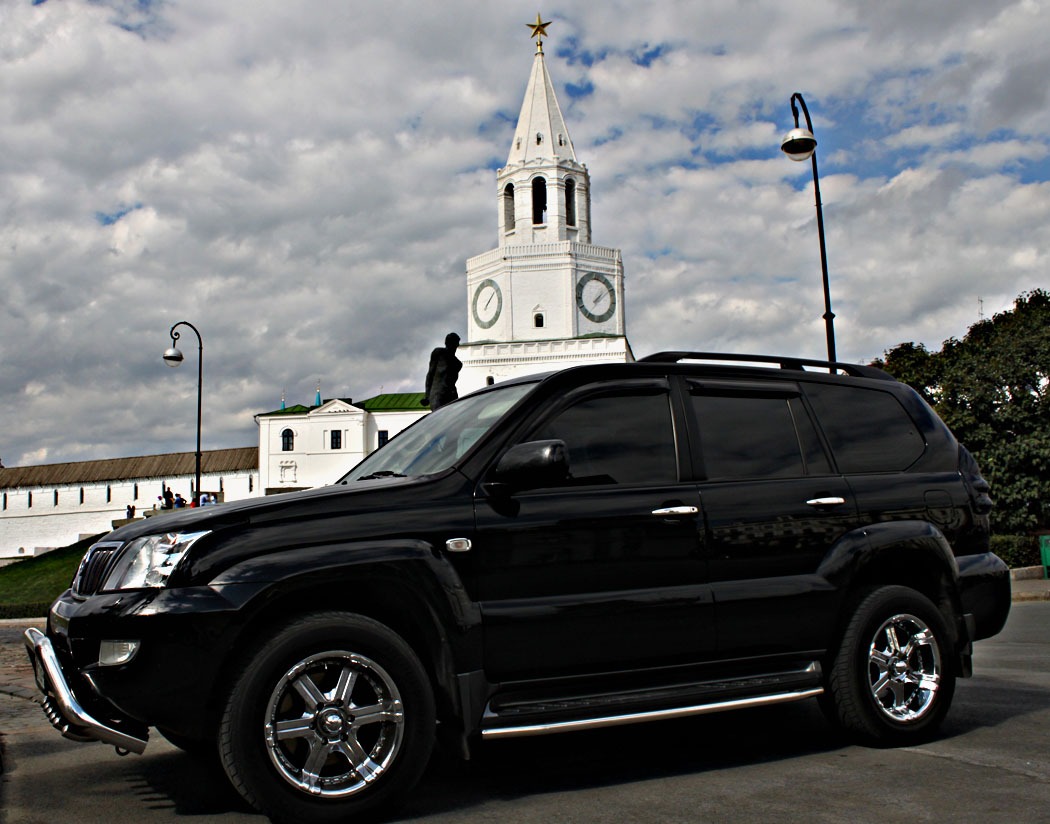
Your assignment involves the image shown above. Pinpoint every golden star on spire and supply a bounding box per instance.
[526,13,551,49]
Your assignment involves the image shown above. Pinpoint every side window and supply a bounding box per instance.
[281,429,294,452]
[805,384,925,472]
[531,390,677,485]
[691,393,820,479]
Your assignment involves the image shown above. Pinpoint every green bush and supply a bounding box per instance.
[990,534,1041,569]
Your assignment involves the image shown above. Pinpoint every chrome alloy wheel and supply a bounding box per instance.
[264,650,405,798]
[867,613,942,723]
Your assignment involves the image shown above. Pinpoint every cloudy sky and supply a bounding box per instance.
[2,0,1047,468]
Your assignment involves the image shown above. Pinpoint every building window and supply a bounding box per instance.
[281,429,294,451]
[27,492,32,508]
[503,183,515,231]
[565,177,576,226]
[2,492,6,510]
[534,313,545,328]
[331,430,342,450]
[106,486,112,503]
[54,489,59,506]
[378,430,389,448]
[133,483,139,500]
[220,477,225,492]
[535,131,543,145]
[532,177,547,224]
[79,487,84,504]
[486,376,495,386]
[249,475,254,493]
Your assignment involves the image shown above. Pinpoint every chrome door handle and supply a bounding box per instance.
[806,497,846,507]
[652,506,699,516]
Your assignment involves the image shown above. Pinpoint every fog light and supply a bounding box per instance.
[99,640,141,666]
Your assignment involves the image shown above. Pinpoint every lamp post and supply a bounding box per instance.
[163,321,203,505]
[781,92,837,363]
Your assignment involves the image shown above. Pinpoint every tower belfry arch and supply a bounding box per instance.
[457,16,632,394]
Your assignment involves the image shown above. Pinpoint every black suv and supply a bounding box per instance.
[26,353,1010,823]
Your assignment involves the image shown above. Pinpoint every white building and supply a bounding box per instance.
[0,448,258,558]
[255,393,427,494]
[0,23,633,558]
[458,33,633,393]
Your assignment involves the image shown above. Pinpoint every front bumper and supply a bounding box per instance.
[23,626,149,754]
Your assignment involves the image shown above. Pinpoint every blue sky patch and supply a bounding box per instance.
[95,203,143,226]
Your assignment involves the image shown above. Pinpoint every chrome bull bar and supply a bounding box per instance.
[23,627,148,754]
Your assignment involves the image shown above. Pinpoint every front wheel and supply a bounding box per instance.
[823,586,957,746]
[219,612,435,823]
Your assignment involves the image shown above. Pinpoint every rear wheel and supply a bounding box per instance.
[219,612,435,823]
[823,586,956,746]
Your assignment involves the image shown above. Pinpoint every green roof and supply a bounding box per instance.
[357,393,427,411]
[256,393,426,417]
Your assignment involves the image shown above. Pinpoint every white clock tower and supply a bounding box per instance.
[458,17,632,394]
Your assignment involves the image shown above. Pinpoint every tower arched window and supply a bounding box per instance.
[565,177,577,226]
[503,183,515,231]
[281,429,295,452]
[532,177,547,225]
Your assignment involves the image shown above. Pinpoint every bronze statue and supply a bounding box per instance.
[423,332,462,410]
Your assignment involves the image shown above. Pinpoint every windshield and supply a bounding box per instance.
[339,382,536,482]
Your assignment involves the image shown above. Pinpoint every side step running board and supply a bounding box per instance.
[481,686,824,739]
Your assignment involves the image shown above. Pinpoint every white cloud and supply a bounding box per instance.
[0,0,1047,468]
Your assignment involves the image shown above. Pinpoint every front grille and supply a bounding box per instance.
[72,542,122,595]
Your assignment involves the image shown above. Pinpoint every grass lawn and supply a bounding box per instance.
[0,534,101,619]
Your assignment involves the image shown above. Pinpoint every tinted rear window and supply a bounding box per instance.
[804,383,925,472]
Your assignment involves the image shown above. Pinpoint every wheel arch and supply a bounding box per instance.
[819,521,968,668]
[201,551,482,746]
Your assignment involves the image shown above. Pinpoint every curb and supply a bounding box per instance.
[1012,591,1050,602]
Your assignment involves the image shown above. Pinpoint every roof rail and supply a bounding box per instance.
[638,351,894,381]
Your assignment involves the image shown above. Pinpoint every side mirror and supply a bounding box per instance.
[488,439,569,493]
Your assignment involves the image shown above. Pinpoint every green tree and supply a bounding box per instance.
[873,290,1050,535]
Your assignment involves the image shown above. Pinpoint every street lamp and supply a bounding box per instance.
[781,92,837,363]
[163,321,203,505]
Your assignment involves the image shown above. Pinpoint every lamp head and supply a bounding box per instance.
[781,127,817,161]
[163,347,184,367]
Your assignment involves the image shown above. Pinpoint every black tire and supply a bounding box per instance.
[823,585,956,746]
[218,612,435,824]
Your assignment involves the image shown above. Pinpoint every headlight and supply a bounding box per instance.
[102,531,210,590]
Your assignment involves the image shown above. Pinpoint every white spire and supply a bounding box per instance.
[507,46,576,166]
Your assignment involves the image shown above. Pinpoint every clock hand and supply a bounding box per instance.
[485,291,495,310]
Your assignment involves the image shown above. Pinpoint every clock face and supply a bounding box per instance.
[472,279,503,329]
[576,272,616,323]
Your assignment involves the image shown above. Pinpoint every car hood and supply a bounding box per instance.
[103,475,418,543]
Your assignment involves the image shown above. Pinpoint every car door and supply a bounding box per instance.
[684,380,861,658]
[472,379,713,681]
